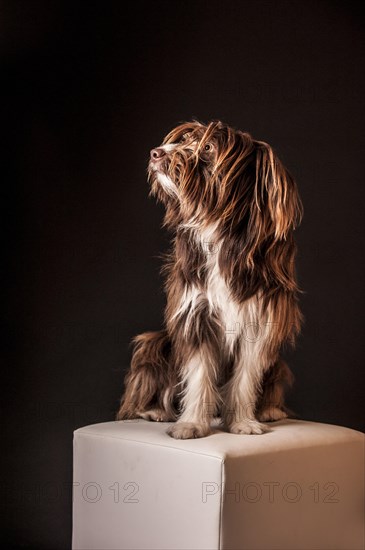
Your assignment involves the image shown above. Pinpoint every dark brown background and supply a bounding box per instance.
[1,1,364,548]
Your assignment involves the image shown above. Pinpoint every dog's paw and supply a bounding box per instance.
[257,407,288,422]
[167,422,210,439]
[228,419,270,435]
[137,409,173,422]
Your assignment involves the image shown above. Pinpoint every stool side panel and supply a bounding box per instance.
[219,438,365,550]
[72,431,223,550]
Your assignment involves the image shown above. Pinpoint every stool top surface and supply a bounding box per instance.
[74,419,364,460]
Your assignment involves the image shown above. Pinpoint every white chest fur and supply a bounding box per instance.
[174,224,269,355]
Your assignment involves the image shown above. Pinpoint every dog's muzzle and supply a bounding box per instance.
[150,147,167,169]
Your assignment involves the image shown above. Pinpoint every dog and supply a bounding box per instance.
[117,120,302,439]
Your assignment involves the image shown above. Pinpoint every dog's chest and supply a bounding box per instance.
[199,224,236,313]
[205,250,239,331]
[174,224,262,350]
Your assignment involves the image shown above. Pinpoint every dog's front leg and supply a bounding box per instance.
[223,341,271,435]
[167,347,220,439]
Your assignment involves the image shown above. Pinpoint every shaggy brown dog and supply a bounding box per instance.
[117,121,302,439]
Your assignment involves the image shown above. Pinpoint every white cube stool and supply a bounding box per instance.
[72,419,364,550]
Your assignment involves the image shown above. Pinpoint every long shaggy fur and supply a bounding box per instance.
[117,121,303,439]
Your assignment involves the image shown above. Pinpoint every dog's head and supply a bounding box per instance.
[148,121,302,242]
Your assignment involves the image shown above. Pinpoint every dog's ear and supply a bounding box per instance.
[255,142,303,240]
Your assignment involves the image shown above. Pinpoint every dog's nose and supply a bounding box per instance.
[150,148,166,161]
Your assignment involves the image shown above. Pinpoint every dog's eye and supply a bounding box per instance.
[204,143,213,152]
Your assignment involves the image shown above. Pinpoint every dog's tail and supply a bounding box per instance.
[116,330,178,421]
